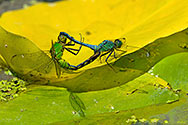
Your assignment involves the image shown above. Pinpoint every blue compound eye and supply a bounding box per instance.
[114,39,123,48]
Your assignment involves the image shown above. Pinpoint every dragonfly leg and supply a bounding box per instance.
[113,51,117,59]
[64,33,83,55]
[66,33,83,46]
[65,46,82,55]
[99,50,111,63]
[105,50,113,63]
[65,42,75,46]
[105,51,117,71]
[115,48,127,53]
[115,48,127,58]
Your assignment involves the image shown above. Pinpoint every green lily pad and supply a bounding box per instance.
[0,73,180,124]
[152,52,188,91]
[54,97,187,125]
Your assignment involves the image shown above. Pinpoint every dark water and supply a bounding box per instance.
[0,0,61,15]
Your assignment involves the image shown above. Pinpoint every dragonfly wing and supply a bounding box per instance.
[54,60,61,78]
[10,50,55,81]
[11,51,48,69]
[69,92,86,117]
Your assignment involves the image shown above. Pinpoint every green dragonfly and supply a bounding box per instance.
[10,33,84,81]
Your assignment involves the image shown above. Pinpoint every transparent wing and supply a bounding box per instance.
[69,92,86,117]
[10,50,55,81]
[54,58,61,78]
[10,50,78,82]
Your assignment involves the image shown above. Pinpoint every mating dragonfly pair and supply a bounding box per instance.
[50,32,127,77]
[11,32,127,79]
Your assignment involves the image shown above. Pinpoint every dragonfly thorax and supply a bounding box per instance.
[50,42,63,60]
[97,40,114,52]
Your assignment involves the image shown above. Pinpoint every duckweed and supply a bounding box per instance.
[0,78,27,102]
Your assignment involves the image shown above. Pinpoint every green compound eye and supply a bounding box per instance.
[58,35,67,43]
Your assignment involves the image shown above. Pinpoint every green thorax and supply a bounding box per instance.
[50,42,64,60]
[97,40,115,52]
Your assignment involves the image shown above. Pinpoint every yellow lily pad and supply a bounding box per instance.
[0,0,188,92]
[0,0,188,70]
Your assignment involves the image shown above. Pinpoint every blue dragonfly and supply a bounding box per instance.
[59,32,127,70]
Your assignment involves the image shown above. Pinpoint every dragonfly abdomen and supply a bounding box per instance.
[58,59,70,69]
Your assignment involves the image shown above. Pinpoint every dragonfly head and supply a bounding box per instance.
[114,38,126,48]
[58,34,67,43]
